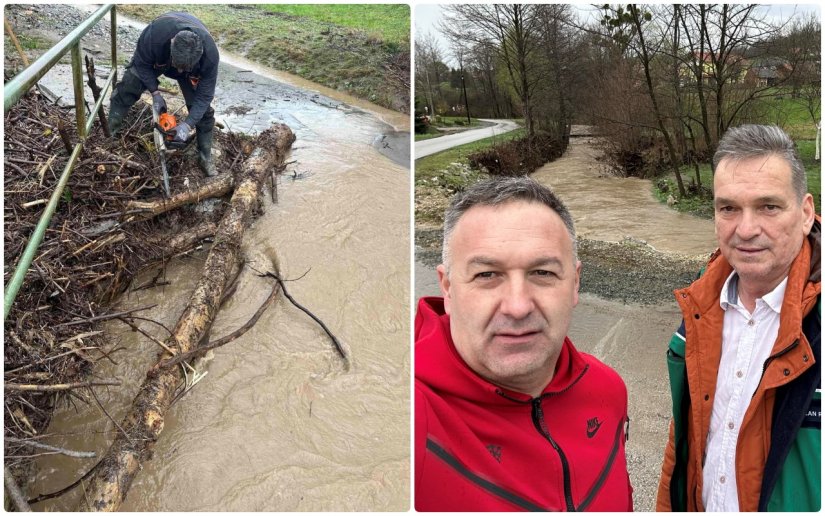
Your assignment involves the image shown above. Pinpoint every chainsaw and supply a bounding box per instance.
[152,108,196,196]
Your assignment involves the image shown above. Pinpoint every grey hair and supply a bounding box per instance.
[170,30,202,71]
[441,177,578,273]
[713,124,807,201]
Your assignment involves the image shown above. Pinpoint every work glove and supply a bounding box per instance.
[172,121,192,143]
[152,92,167,115]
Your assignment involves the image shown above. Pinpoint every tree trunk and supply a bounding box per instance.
[630,5,687,198]
[123,174,235,221]
[78,123,295,512]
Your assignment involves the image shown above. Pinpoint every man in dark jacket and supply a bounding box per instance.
[657,124,820,511]
[108,12,219,176]
[415,177,633,511]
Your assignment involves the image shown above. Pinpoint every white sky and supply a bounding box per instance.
[415,3,822,67]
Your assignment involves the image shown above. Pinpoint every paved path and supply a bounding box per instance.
[414,119,520,159]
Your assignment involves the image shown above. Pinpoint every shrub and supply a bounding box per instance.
[414,109,430,134]
[467,133,567,176]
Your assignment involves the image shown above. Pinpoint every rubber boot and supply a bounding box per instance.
[197,128,217,177]
[108,107,127,137]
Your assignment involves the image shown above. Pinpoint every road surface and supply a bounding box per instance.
[415,119,520,159]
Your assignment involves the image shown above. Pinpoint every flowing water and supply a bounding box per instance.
[28,22,410,511]
[533,134,716,256]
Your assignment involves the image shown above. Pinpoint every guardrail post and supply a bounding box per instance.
[111,6,118,82]
[71,43,87,138]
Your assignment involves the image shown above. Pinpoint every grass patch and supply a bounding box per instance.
[415,132,443,141]
[257,5,409,46]
[13,34,49,50]
[653,139,822,217]
[431,116,483,128]
[416,128,526,183]
[750,89,819,141]
[415,128,526,225]
[797,140,821,214]
[118,4,409,112]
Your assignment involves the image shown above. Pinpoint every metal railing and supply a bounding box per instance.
[3,4,118,321]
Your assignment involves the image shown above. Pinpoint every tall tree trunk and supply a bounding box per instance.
[630,5,687,198]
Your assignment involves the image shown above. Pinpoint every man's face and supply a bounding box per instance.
[436,201,581,396]
[714,154,815,296]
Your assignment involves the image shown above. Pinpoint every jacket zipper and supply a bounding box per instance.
[531,397,576,511]
[752,339,799,398]
[495,365,589,511]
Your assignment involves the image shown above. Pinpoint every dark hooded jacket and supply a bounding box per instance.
[415,297,633,511]
[131,12,219,127]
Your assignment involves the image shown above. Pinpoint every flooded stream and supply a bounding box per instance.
[533,135,715,256]
[29,15,410,511]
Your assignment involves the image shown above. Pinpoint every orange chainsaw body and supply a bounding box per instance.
[158,112,178,141]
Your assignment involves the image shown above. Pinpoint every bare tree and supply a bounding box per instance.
[415,31,441,116]
[601,4,688,196]
[534,4,578,142]
[441,4,544,139]
[467,41,509,118]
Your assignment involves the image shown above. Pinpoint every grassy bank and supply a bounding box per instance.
[654,138,822,217]
[119,4,410,113]
[415,128,526,224]
[414,117,485,141]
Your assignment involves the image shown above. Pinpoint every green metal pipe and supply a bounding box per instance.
[85,70,116,136]
[71,44,87,139]
[4,143,84,321]
[110,6,118,83]
[3,4,114,111]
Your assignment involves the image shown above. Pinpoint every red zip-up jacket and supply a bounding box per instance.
[415,297,633,512]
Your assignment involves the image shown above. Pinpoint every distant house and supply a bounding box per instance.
[681,51,749,86]
[746,57,792,87]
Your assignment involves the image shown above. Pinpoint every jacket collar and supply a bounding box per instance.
[678,217,821,350]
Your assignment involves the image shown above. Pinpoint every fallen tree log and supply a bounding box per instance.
[149,221,218,254]
[122,173,235,221]
[78,123,295,511]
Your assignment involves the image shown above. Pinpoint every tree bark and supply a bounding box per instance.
[123,174,235,221]
[78,123,295,512]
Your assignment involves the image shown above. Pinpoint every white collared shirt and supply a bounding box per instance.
[702,272,787,512]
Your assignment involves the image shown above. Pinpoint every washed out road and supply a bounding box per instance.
[414,118,520,159]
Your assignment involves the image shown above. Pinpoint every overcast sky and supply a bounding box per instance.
[415,4,822,66]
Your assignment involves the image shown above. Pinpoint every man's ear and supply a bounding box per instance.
[802,193,815,235]
[572,260,582,307]
[437,264,451,315]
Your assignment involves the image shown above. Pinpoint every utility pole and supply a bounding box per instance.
[461,70,471,125]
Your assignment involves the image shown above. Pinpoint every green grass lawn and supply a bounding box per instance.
[257,5,409,46]
[415,132,443,141]
[415,128,526,224]
[751,89,819,141]
[431,116,482,128]
[655,138,822,217]
[416,128,526,183]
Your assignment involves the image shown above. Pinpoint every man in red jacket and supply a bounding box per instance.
[415,177,633,511]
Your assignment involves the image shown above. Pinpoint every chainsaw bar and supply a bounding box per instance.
[152,107,171,197]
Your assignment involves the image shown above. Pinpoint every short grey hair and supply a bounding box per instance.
[170,30,202,72]
[713,124,807,201]
[441,177,577,273]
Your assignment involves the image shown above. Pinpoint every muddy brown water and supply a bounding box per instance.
[27,25,410,511]
[533,135,716,256]
[414,132,716,510]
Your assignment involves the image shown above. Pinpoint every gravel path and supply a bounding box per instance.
[416,227,706,305]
